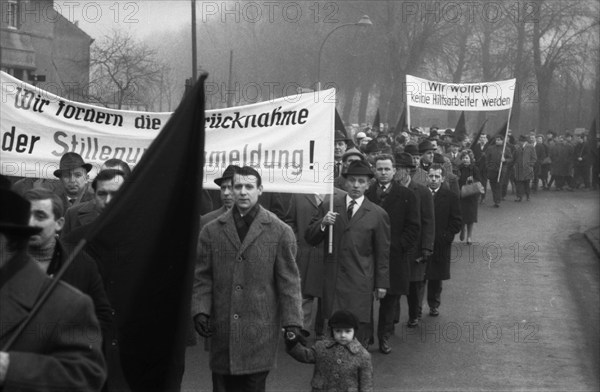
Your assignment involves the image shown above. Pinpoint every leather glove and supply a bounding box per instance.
[194,313,213,338]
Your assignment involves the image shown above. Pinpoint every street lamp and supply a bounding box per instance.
[316,15,373,91]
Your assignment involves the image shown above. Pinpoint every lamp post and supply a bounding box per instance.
[316,15,372,91]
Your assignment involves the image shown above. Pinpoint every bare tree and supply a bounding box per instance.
[532,0,598,131]
[90,29,162,110]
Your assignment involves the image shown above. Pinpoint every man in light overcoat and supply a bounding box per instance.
[192,166,303,392]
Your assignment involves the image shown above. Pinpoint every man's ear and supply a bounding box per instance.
[55,217,65,232]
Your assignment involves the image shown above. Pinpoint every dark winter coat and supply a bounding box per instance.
[284,191,346,299]
[62,200,99,237]
[0,252,106,391]
[485,144,513,179]
[404,179,435,282]
[365,181,420,295]
[425,187,462,281]
[550,143,573,176]
[458,164,481,224]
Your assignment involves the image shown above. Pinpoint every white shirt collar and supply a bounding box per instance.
[379,182,391,191]
[346,194,364,209]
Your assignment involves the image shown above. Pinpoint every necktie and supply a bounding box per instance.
[347,200,356,220]
[378,184,387,200]
[68,198,76,206]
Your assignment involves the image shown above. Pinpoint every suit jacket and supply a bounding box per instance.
[365,181,420,295]
[425,187,462,281]
[404,178,435,281]
[0,252,106,391]
[62,200,100,237]
[191,206,303,375]
[305,193,390,323]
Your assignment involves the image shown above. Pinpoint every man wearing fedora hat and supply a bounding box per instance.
[393,152,435,328]
[334,130,351,178]
[53,152,95,209]
[412,140,436,186]
[0,189,106,391]
[306,160,390,348]
[333,148,366,191]
[200,165,240,228]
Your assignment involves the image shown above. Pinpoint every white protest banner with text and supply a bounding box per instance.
[406,75,516,111]
[1,71,335,193]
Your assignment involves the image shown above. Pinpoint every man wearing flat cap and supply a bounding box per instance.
[0,189,106,391]
[53,152,94,208]
[306,160,390,348]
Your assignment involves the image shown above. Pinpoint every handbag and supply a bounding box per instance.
[460,181,485,198]
[542,157,551,165]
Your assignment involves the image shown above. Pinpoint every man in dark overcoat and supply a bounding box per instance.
[62,169,126,237]
[365,154,420,354]
[306,160,390,348]
[192,166,303,392]
[394,152,435,327]
[513,135,537,201]
[424,164,462,317]
[485,135,513,207]
[0,189,106,391]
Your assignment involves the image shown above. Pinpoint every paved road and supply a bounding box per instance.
[182,188,599,392]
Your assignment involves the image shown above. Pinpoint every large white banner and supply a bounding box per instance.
[406,75,516,111]
[1,72,335,193]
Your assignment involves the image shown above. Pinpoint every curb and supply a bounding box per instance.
[584,226,600,258]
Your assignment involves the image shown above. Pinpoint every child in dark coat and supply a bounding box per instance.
[285,310,373,392]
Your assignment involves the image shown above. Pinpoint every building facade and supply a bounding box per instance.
[1,0,92,101]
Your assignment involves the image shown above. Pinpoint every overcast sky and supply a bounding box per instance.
[55,1,192,40]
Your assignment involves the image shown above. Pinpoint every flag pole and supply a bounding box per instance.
[328,109,335,254]
[497,107,513,182]
[1,239,88,351]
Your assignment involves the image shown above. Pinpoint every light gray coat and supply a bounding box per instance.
[192,206,303,375]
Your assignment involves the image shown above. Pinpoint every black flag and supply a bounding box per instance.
[84,75,207,391]
[395,106,407,134]
[454,111,467,142]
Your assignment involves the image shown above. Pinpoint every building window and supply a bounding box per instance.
[7,0,19,29]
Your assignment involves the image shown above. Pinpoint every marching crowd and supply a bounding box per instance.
[0,121,598,392]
